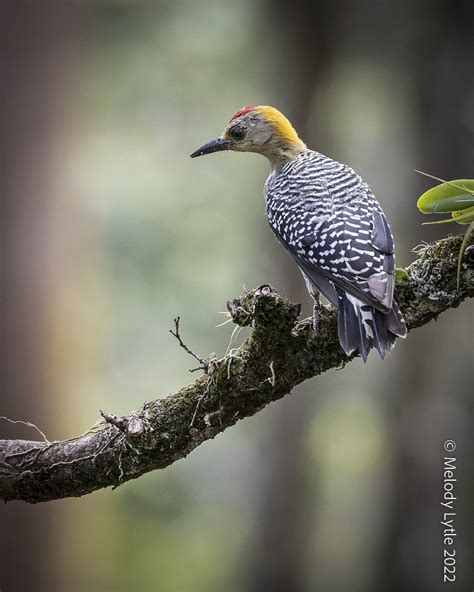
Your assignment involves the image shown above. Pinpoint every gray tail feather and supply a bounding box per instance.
[384,301,407,339]
[337,290,406,362]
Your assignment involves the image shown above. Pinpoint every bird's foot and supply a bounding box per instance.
[312,300,321,332]
[312,299,333,332]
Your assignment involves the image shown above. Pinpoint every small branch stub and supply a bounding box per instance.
[100,410,144,437]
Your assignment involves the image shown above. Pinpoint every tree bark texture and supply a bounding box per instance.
[1,235,472,504]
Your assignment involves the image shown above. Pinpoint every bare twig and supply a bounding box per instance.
[0,416,49,442]
[169,316,209,373]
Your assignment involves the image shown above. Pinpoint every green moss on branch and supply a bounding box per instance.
[0,235,472,503]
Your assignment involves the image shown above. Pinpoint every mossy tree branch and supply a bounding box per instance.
[0,235,472,504]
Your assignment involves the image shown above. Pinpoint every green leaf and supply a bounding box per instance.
[422,194,474,213]
[417,179,474,214]
[457,221,474,290]
[452,206,474,225]
[395,267,410,285]
[422,217,457,225]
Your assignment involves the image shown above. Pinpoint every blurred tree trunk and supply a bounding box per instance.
[372,2,474,591]
[0,2,80,590]
[247,1,473,591]
[246,2,337,591]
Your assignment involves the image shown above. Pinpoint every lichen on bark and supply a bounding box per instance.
[0,234,472,503]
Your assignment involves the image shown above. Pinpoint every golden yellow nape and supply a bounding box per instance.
[255,105,304,146]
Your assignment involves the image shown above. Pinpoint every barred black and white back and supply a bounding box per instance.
[265,149,407,361]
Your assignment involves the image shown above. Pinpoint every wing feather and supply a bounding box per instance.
[269,183,396,312]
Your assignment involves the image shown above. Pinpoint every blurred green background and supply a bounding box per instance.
[1,1,473,591]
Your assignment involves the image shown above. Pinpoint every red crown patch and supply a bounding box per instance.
[230,106,258,122]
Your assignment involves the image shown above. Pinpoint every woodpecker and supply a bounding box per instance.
[191,106,407,361]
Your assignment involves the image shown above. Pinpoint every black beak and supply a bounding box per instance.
[190,137,231,158]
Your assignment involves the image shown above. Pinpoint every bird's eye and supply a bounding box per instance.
[229,125,246,142]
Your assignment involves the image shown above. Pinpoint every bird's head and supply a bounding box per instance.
[190,105,307,169]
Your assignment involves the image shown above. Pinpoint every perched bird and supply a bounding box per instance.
[190,106,407,361]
